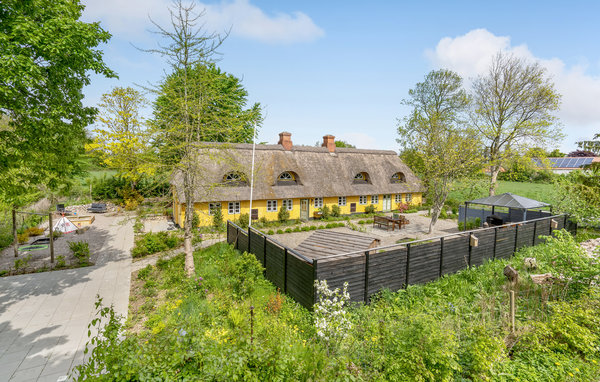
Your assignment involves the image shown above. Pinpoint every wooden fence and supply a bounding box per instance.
[227,222,315,308]
[227,214,576,307]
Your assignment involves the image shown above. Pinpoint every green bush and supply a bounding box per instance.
[318,225,325,229]
[278,206,290,222]
[284,228,292,233]
[237,213,249,229]
[276,229,284,234]
[69,241,91,265]
[137,264,153,280]
[131,232,182,258]
[301,226,309,232]
[320,205,331,220]
[267,230,275,235]
[17,232,29,244]
[309,225,317,230]
[55,255,67,269]
[331,205,341,217]
[358,220,365,224]
[364,204,376,214]
[25,227,44,236]
[212,208,224,229]
[293,226,301,232]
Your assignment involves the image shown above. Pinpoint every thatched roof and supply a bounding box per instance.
[172,143,424,202]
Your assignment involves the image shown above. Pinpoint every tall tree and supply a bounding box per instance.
[86,87,154,189]
[471,52,562,196]
[0,0,116,206]
[577,133,600,155]
[398,70,483,233]
[147,0,261,277]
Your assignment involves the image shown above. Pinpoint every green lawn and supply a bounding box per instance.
[450,179,555,205]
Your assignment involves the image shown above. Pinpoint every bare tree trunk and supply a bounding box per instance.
[183,175,195,277]
[489,166,500,196]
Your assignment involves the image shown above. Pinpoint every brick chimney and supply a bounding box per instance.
[278,132,292,150]
[322,134,335,152]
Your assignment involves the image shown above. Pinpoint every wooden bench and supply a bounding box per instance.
[373,216,394,231]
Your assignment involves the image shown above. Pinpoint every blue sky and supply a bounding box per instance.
[81,0,600,152]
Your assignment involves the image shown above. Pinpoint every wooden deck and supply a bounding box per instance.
[294,230,380,260]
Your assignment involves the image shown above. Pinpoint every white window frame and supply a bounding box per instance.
[359,195,367,205]
[338,196,346,206]
[314,197,323,208]
[228,201,240,215]
[267,200,278,212]
[208,202,221,215]
[395,194,402,204]
[405,193,412,203]
[371,195,379,204]
[282,199,293,211]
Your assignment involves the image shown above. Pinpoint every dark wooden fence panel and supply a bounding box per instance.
[316,255,365,303]
[286,255,314,308]
[469,229,495,266]
[441,235,469,275]
[495,226,516,259]
[368,248,407,296]
[265,240,285,290]
[249,230,265,265]
[516,222,535,251]
[237,230,249,253]
[535,220,550,245]
[227,223,237,244]
[556,217,565,231]
[408,242,441,284]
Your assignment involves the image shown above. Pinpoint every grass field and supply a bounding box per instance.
[450,179,555,205]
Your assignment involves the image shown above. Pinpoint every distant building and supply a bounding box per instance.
[533,157,599,174]
[172,132,424,227]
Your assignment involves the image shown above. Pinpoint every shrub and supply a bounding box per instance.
[212,208,224,229]
[14,255,32,271]
[358,220,365,225]
[318,225,326,229]
[276,229,284,234]
[131,232,182,258]
[25,227,44,236]
[309,225,317,230]
[237,213,249,229]
[191,211,200,230]
[137,264,153,280]
[439,208,448,219]
[69,241,91,265]
[267,230,275,235]
[405,208,418,213]
[17,232,29,244]
[301,226,309,232]
[285,228,292,233]
[364,204,376,214]
[278,206,290,222]
[55,255,67,269]
[331,205,341,217]
[293,226,301,232]
[320,205,331,220]
[325,223,333,229]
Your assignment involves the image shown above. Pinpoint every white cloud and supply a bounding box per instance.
[426,29,600,139]
[81,0,324,44]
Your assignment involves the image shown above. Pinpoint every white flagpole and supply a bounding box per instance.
[248,123,256,228]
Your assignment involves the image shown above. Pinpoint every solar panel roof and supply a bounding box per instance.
[533,157,594,168]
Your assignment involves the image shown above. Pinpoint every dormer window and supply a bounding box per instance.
[277,171,299,185]
[222,172,248,186]
[353,172,370,184]
[391,172,406,183]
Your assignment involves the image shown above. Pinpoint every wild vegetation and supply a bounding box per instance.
[76,230,600,380]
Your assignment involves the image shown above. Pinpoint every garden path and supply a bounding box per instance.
[0,214,133,382]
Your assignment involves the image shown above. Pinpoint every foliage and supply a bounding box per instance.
[69,241,90,265]
[77,232,600,380]
[567,149,596,157]
[319,205,331,219]
[458,217,481,231]
[398,69,483,233]
[25,227,44,236]
[55,255,67,269]
[131,231,182,258]
[0,0,116,206]
[277,206,290,222]
[17,232,29,244]
[471,52,562,196]
[212,207,223,229]
[237,213,249,229]
[334,140,356,148]
[576,133,600,155]
[314,280,352,351]
[85,87,155,189]
[364,204,377,214]
[553,164,600,226]
[330,204,341,217]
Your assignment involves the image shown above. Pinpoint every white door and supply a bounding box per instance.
[383,194,392,211]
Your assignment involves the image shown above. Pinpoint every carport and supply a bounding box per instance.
[463,192,550,227]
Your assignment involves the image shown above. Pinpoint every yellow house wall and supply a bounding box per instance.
[173,192,422,227]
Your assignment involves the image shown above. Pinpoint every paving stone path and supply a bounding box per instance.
[0,215,133,382]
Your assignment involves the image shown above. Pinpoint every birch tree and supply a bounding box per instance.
[398,70,483,233]
[471,52,562,196]
[147,0,261,276]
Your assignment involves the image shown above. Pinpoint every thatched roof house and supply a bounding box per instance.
[172,133,424,202]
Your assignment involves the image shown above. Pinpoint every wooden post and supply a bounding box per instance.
[532,220,537,246]
[493,227,498,260]
[364,251,370,303]
[513,224,519,255]
[312,259,318,306]
[247,227,252,254]
[12,209,18,258]
[509,290,516,333]
[405,244,411,288]
[467,234,473,267]
[49,213,54,264]
[283,248,288,293]
[438,237,444,278]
